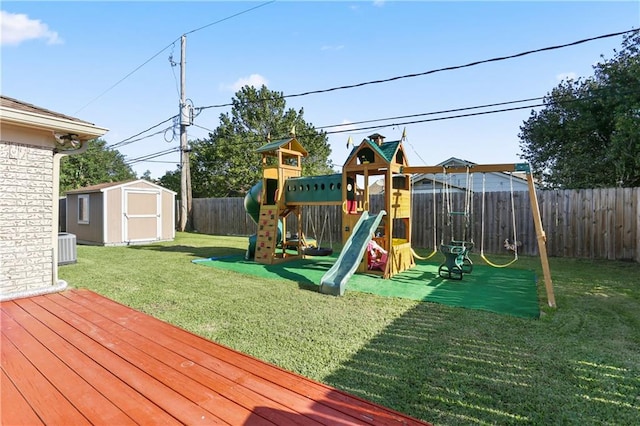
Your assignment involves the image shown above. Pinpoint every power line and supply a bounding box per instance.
[316,96,546,130]
[108,116,177,148]
[111,126,175,149]
[325,103,545,136]
[319,85,640,133]
[118,84,640,161]
[74,1,277,115]
[74,41,179,115]
[134,160,181,164]
[192,123,216,133]
[195,28,639,112]
[126,147,180,165]
[118,26,640,166]
[184,1,275,36]
[126,84,640,168]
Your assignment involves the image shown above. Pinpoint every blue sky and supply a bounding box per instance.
[2,1,639,179]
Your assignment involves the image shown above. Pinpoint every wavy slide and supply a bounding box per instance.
[320,210,387,296]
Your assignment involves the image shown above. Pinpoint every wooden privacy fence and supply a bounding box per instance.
[192,187,640,262]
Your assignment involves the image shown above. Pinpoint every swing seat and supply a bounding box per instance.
[438,241,474,280]
[283,236,317,251]
[449,240,474,274]
[303,247,333,256]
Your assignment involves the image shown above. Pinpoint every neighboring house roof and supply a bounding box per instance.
[412,157,530,187]
[368,179,385,195]
[0,95,108,143]
[65,179,177,195]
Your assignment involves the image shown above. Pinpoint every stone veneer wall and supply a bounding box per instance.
[0,141,54,297]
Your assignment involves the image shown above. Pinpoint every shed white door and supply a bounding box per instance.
[123,189,161,243]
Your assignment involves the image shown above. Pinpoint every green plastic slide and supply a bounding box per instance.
[319,210,387,296]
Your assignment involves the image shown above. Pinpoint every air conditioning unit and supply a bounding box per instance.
[58,233,77,265]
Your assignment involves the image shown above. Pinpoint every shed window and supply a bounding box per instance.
[78,195,90,224]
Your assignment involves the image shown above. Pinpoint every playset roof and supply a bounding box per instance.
[345,139,402,166]
[256,137,308,156]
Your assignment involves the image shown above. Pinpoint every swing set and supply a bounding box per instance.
[438,166,475,280]
[411,167,519,279]
[403,162,556,308]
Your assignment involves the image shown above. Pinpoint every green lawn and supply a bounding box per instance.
[60,232,640,425]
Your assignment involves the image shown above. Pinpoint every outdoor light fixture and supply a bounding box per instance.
[53,132,81,149]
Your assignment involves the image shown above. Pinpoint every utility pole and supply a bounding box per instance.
[179,34,192,232]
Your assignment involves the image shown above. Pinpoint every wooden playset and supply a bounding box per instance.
[245,130,556,307]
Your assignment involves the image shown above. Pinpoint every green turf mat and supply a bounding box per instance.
[193,255,539,319]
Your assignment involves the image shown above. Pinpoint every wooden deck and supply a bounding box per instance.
[1,289,430,425]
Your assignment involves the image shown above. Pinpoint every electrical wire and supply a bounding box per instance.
[184,1,275,36]
[117,84,640,164]
[116,27,639,166]
[169,43,181,98]
[195,28,639,111]
[325,103,545,135]
[192,124,216,133]
[73,1,276,115]
[74,41,179,115]
[317,96,545,130]
[111,127,174,149]
[108,116,177,148]
[126,147,180,165]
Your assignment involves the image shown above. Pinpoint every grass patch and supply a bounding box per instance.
[60,232,640,425]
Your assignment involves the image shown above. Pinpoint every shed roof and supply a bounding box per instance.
[65,179,176,195]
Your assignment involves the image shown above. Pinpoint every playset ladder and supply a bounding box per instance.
[254,205,279,264]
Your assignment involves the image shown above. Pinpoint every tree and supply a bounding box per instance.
[188,85,334,197]
[60,139,136,193]
[158,168,181,196]
[519,31,640,188]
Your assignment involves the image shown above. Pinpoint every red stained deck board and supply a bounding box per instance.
[1,289,431,426]
[11,297,227,425]
[1,322,90,425]
[33,293,288,426]
[2,300,181,425]
[73,290,421,426]
[46,293,322,426]
[1,310,135,425]
[0,370,44,426]
[60,292,367,425]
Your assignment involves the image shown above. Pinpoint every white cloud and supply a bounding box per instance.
[556,72,577,82]
[373,0,386,7]
[0,11,62,46]
[220,74,268,91]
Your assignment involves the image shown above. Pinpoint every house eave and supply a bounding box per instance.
[0,106,109,141]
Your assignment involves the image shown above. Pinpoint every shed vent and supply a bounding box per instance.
[58,233,77,265]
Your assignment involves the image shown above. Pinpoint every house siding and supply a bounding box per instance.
[0,141,54,295]
[66,193,105,244]
[413,173,530,193]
